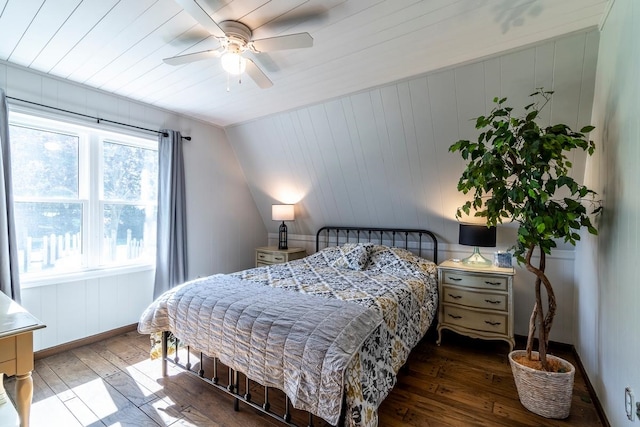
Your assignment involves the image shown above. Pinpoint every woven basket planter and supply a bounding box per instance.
[508,350,575,419]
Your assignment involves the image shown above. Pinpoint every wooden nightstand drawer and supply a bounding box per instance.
[255,247,306,267]
[442,270,507,291]
[256,251,275,263]
[442,286,507,311]
[443,306,508,335]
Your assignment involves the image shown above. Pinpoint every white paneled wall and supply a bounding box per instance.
[228,31,600,345]
[20,269,153,351]
[227,30,600,246]
[1,61,266,351]
[576,0,640,425]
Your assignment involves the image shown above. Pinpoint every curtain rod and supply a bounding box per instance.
[6,96,191,141]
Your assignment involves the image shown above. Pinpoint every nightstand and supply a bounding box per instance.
[436,259,515,351]
[255,246,306,267]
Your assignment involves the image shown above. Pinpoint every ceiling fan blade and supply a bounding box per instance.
[245,59,273,89]
[251,33,313,52]
[174,0,226,38]
[163,49,221,65]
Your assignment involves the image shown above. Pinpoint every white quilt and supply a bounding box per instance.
[138,274,383,424]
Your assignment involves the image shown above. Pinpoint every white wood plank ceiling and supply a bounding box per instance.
[0,0,608,127]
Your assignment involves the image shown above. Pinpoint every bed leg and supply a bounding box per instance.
[161,331,168,377]
[244,376,251,401]
[234,370,240,411]
[263,387,270,411]
[228,369,239,411]
[284,395,291,422]
[173,337,180,364]
[198,353,205,377]
[185,346,192,371]
[227,368,234,392]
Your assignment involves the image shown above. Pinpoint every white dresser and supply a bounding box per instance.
[436,259,515,351]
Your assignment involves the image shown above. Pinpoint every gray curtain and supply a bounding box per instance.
[153,129,187,299]
[0,89,21,301]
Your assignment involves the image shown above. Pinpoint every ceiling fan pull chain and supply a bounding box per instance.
[227,72,231,92]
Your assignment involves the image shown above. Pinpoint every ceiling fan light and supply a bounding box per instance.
[221,52,247,75]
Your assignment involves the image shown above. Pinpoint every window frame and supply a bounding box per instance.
[9,108,158,288]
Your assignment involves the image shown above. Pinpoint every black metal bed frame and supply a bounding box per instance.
[315,226,438,264]
[161,226,440,427]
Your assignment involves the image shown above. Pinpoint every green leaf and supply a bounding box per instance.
[580,125,595,133]
[451,89,600,278]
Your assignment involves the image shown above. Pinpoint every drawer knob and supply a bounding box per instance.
[484,299,500,304]
[485,320,502,326]
[447,293,462,300]
[274,256,284,261]
[448,314,462,320]
[449,277,462,281]
[485,281,501,286]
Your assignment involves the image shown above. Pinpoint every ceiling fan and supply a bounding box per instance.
[164,0,314,89]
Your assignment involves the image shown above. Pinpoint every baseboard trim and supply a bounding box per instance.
[571,346,611,427]
[34,323,139,360]
[514,334,609,427]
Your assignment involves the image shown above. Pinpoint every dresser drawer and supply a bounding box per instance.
[442,306,508,335]
[442,285,507,311]
[255,247,306,267]
[256,251,275,263]
[0,336,16,363]
[442,271,508,291]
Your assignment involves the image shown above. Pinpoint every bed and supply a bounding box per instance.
[138,226,439,426]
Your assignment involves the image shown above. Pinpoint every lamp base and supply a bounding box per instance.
[462,247,492,268]
[278,221,288,250]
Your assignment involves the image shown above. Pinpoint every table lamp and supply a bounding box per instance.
[272,204,295,250]
[458,223,496,267]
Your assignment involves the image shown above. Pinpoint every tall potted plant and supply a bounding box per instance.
[449,89,601,419]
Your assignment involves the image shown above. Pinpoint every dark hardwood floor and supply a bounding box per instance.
[5,330,604,426]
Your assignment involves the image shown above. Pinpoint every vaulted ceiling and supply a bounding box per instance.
[0,0,608,127]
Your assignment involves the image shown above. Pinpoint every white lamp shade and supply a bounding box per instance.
[272,204,295,221]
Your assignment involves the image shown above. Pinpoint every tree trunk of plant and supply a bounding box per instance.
[524,244,556,371]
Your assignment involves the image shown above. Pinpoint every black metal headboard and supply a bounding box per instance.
[315,226,438,264]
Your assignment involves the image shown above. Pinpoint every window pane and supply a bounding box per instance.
[103,141,158,202]
[103,204,156,264]
[14,202,83,274]
[10,125,79,198]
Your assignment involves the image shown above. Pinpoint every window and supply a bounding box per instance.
[9,112,158,279]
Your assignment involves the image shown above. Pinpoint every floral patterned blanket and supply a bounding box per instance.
[230,244,438,426]
[141,243,438,426]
